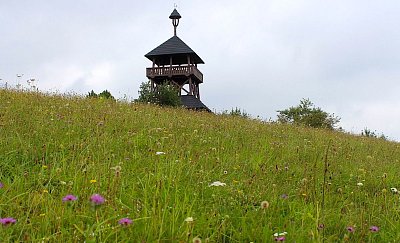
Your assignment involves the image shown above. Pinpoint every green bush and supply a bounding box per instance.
[136,81,181,107]
[86,90,115,100]
[277,98,340,130]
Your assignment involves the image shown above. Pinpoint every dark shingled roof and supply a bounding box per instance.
[180,95,211,112]
[169,9,181,19]
[145,36,204,65]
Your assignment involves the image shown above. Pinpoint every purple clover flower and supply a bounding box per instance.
[0,182,3,188]
[274,236,286,241]
[346,226,355,233]
[62,194,77,202]
[90,194,105,205]
[370,226,379,232]
[0,218,17,226]
[118,218,133,226]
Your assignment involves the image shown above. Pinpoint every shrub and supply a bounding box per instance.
[136,81,182,107]
[86,90,115,100]
[277,98,340,130]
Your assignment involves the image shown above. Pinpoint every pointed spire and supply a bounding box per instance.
[169,8,181,36]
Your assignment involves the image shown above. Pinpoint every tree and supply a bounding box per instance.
[86,90,115,100]
[136,81,182,107]
[98,90,114,100]
[277,98,340,130]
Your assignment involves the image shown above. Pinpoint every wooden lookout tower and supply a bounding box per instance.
[145,8,210,111]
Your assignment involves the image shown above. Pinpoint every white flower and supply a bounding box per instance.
[273,232,288,237]
[357,182,363,186]
[391,187,398,193]
[156,152,165,155]
[209,181,226,187]
[185,217,194,222]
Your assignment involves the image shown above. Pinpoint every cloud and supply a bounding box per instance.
[1,0,400,140]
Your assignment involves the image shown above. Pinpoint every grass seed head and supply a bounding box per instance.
[261,201,270,209]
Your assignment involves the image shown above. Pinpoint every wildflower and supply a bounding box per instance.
[274,236,286,241]
[346,226,355,233]
[0,182,3,188]
[260,201,270,209]
[391,188,398,194]
[90,179,97,183]
[209,181,226,187]
[0,218,17,226]
[273,232,288,237]
[118,218,133,226]
[40,213,45,217]
[357,182,363,186]
[185,217,194,223]
[43,189,49,193]
[318,224,325,230]
[90,194,105,205]
[62,194,77,202]
[369,226,379,232]
[156,152,165,155]
[60,181,67,185]
[193,237,202,243]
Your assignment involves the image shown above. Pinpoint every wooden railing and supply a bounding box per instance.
[146,66,203,82]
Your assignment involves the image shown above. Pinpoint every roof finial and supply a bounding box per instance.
[169,8,181,36]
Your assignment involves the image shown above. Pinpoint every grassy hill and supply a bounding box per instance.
[1,89,400,242]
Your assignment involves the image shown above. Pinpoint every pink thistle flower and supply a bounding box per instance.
[346,226,355,233]
[369,226,379,232]
[118,218,133,226]
[0,218,17,226]
[274,236,286,241]
[90,194,105,205]
[62,194,77,202]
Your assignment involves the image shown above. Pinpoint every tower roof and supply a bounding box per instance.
[169,9,181,19]
[180,95,211,112]
[145,36,204,65]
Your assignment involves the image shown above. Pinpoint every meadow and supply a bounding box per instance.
[1,89,400,242]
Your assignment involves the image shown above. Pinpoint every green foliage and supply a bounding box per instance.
[221,107,250,118]
[86,90,115,100]
[1,89,400,242]
[87,90,98,98]
[361,128,387,140]
[277,98,340,130]
[136,81,182,107]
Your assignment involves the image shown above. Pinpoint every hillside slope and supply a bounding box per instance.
[1,89,400,242]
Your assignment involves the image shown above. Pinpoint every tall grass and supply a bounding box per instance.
[1,89,400,242]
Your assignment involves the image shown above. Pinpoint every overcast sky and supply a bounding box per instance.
[1,1,400,140]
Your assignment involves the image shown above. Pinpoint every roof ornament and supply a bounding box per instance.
[169,7,181,36]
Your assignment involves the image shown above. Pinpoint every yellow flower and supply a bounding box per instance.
[40,213,46,217]
[43,189,49,193]
[90,179,97,183]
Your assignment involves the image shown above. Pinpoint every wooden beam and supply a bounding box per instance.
[169,56,173,77]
